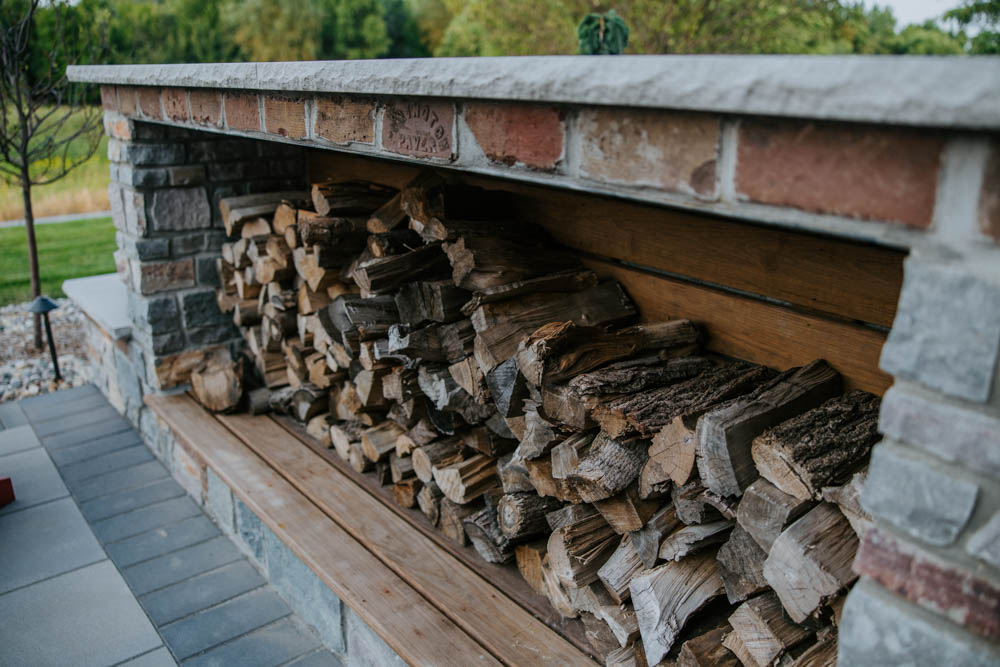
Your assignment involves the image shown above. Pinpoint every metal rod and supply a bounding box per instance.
[43,313,61,381]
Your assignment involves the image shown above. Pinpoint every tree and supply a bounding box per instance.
[578,9,629,54]
[0,0,105,347]
[945,0,1000,53]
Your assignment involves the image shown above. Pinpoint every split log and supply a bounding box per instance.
[240,216,271,239]
[547,504,618,588]
[540,554,578,619]
[568,355,711,400]
[266,386,296,415]
[395,418,438,457]
[306,414,334,446]
[565,432,648,503]
[551,432,597,480]
[658,520,733,562]
[247,387,272,415]
[361,421,405,463]
[751,390,880,501]
[382,367,421,402]
[272,202,298,234]
[190,353,243,413]
[523,456,583,504]
[541,382,597,431]
[762,503,859,623]
[580,613,620,662]
[439,497,482,545]
[496,492,562,541]
[461,268,598,314]
[392,478,423,508]
[354,244,451,295]
[219,190,308,236]
[329,294,399,340]
[433,454,500,504]
[311,180,396,216]
[820,469,871,539]
[470,282,637,372]
[367,228,422,258]
[640,416,697,499]
[629,549,726,665]
[389,453,415,483]
[737,478,814,552]
[721,631,757,667]
[444,235,581,290]
[497,452,533,494]
[463,497,515,563]
[677,626,739,667]
[569,583,640,648]
[400,177,516,241]
[716,524,770,604]
[366,191,406,233]
[411,437,463,483]
[448,357,490,405]
[291,384,328,422]
[354,368,390,411]
[696,360,842,497]
[330,421,365,461]
[348,442,373,473]
[727,592,812,667]
[416,481,443,526]
[515,540,548,595]
[461,425,516,458]
[631,505,683,569]
[484,358,528,418]
[787,630,838,667]
[593,484,660,534]
[597,533,647,604]
[672,481,723,526]
[395,279,469,326]
[417,364,490,421]
[233,300,261,327]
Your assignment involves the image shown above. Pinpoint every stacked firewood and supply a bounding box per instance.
[208,171,881,666]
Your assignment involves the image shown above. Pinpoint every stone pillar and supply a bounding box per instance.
[103,111,306,421]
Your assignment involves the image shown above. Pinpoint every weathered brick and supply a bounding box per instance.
[122,143,186,167]
[264,95,307,139]
[115,165,168,188]
[879,386,1000,478]
[736,119,943,227]
[181,289,227,328]
[862,442,978,547]
[137,87,162,120]
[980,140,1000,242]
[104,116,133,141]
[838,579,1000,667]
[189,89,222,127]
[129,293,179,333]
[149,187,211,231]
[117,86,138,116]
[100,86,118,112]
[854,527,1000,640]
[123,189,147,237]
[578,108,719,196]
[967,511,1000,569]
[168,165,206,186]
[138,259,195,295]
[136,329,185,355]
[880,259,1000,402]
[314,95,374,145]
[382,99,455,160]
[171,233,206,256]
[224,93,260,132]
[162,88,189,123]
[465,102,563,170]
[153,345,223,390]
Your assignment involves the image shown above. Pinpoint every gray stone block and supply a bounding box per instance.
[196,255,219,286]
[134,238,171,261]
[117,165,169,188]
[966,510,1000,569]
[235,498,266,565]
[189,139,259,162]
[124,142,186,166]
[149,187,210,231]
[130,122,166,140]
[862,442,979,546]
[838,579,1000,667]
[881,259,1000,403]
[128,292,179,333]
[0,447,69,516]
[265,529,345,653]
[879,386,1000,479]
[170,233,206,256]
[204,230,227,251]
[168,164,206,186]
[181,289,228,328]
[205,467,235,534]
[343,607,406,667]
[123,188,147,236]
[114,343,145,423]
[187,324,239,346]
[109,182,127,230]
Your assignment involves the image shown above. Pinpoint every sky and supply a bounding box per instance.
[867,0,959,26]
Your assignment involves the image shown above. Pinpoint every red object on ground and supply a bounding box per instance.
[0,477,14,508]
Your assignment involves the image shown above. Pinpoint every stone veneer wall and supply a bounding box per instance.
[69,59,1000,665]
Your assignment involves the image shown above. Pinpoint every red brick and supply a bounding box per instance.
[189,89,222,127]
[854,527,1000,641]
[100,86,118,112]
[104,117,132,141]
[137,87,162,120]
[138,259,195,295]
[314,96,374,145]
[162,88,189,123]
[117,86,137,116]
[464,103,563,170]
[264,95,307,139]
[224,93,260,132]
[979,140,1000,242]
[578,108,719,196]
[736,119,944,228]
[382,100,454,160]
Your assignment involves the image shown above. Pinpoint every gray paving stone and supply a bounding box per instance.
[0,560,162,667]
[43,415,132,449]
[182,616,322,667]
[108,515,220,569]
[80,477,186,522]
[141,560,266,626]
[93,495,202,544]
[0,447,68,516]
[61,444,155,484]
[22,391,109,422]
[161,588,291,660]
[49,429,144,466]
[0,497,104,594]
[0,400,29,429]
[0,424,39,456]
[19,384,98,410]
[119,647,178,667]
[122,535,242,595]
[73,460,169,502]
[286,650,345,667]
[33,405,122,437]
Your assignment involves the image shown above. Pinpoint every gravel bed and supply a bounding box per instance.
[0,299,92,402]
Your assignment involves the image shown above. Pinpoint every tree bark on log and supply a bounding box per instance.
[736,478,814,552]
[565,432,648,503]
[716,524,770,604]
[496,492,563,541]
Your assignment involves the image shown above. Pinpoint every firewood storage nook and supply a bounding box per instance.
[67,58,1000,666]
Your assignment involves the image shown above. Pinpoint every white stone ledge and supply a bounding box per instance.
[63,273,131,340]
[68,56,1000,130]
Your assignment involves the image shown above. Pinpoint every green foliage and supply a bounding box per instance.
[578,9,629,54]
[945,1,1000,53]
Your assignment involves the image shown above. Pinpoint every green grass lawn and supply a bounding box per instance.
[0,216,117,305]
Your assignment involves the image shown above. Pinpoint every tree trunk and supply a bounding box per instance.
[21,177,42,349]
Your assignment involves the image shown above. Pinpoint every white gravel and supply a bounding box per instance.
[0,299,92,402]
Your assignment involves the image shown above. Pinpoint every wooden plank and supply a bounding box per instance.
[307,151,903,327]
[145,394,498,667]
[582,258,891,395]
[274,414,594,655]
[217,411,597,667]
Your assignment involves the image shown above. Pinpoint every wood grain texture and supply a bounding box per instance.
[217,410,597,666]
[145,394,496,667]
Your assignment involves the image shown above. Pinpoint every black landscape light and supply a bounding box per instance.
[27,296,61,382]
